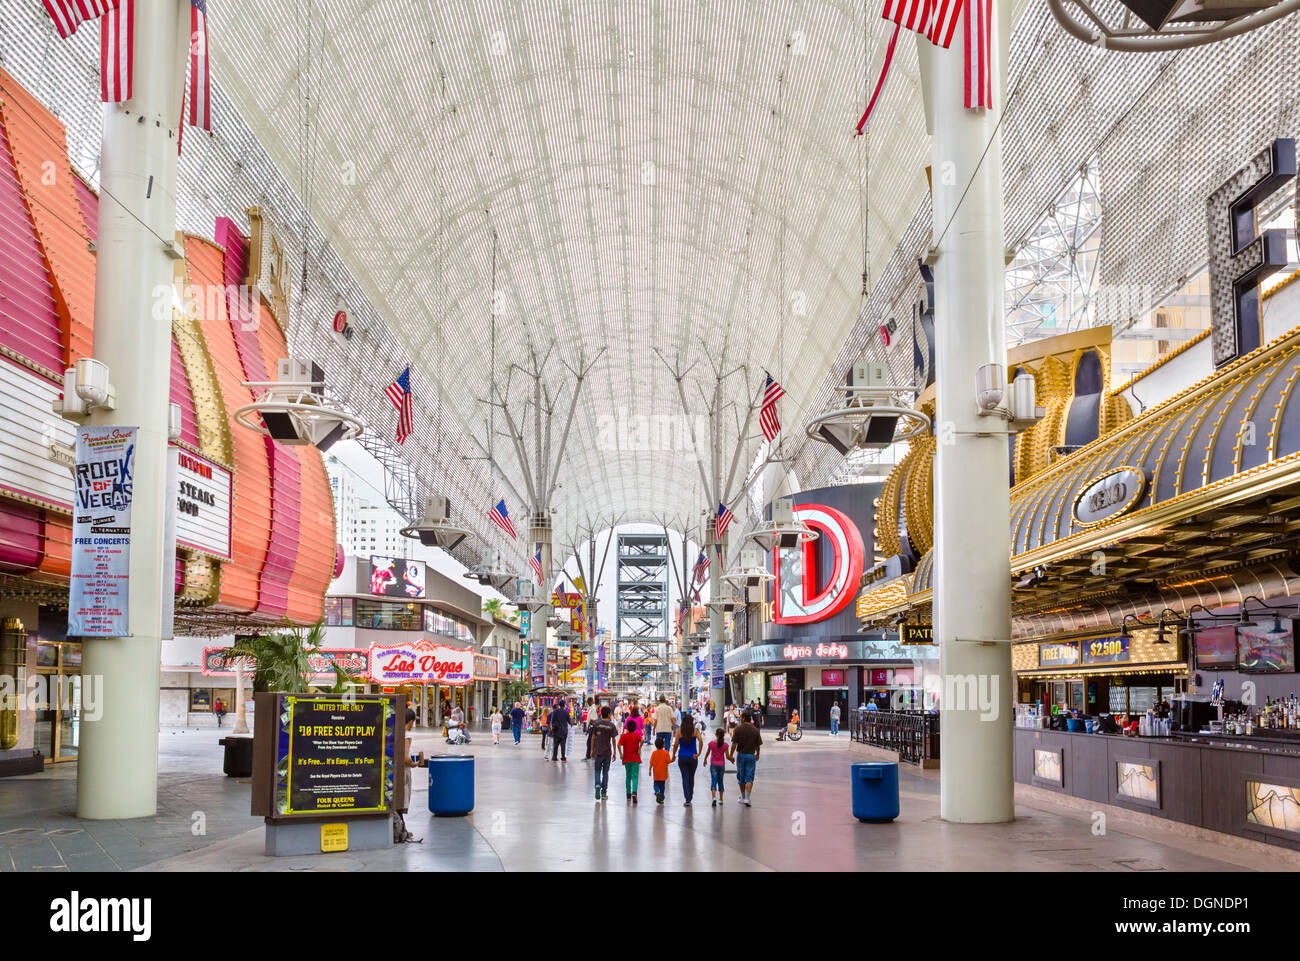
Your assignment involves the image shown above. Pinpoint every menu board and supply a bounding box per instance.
[275,695,393,816]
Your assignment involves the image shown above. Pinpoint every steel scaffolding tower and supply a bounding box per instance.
[612,533,670,695]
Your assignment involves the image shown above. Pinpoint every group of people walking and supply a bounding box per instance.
[485,694,766,807]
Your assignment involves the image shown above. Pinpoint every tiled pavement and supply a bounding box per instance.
[2,728,1298,871]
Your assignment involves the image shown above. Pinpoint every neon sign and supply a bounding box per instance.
[774,503,865,625]
[368,639,473,685]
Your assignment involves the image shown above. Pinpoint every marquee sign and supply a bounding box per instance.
[1206,138,1295,367]
[1071,466,1147,528]
[202,646,367,678]
[774,503,866,625]
[368,639,474,685]
[174,448,232,560]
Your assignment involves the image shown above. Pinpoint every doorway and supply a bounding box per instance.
[810,689,848,729]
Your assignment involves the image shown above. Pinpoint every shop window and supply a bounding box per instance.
[355,600,421,630]
[190,688,213,712]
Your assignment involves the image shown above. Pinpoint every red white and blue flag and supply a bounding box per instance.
[41,0,115,39]
[690,550,710,600]
[856,0,971,135]
[384,367,413,444]
[42,0,133,103]
[882,0,962,48]
[529,545,544,585]
[488,498,517,539]
[760,372,785,442]
[963,0,993,110]
[716,502,734,540]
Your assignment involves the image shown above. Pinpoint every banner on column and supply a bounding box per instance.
[69,426,136,636]
[529,642,546,688]
[710,647,724,680]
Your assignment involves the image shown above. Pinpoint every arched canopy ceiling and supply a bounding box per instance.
[211,0,1014,542]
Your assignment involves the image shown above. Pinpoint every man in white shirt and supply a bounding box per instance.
[653,696,676,746]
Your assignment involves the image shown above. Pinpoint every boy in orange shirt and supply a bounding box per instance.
[650,736,671,804]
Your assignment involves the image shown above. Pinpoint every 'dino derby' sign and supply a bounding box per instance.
[368,639,474,686]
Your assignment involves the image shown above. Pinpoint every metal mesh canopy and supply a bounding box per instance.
[3,0,1298,563]
[204,0,948,544]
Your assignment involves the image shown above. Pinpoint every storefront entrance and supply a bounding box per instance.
[808,688,848,728]
[32,640,81,763]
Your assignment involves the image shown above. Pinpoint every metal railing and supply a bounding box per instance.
[850,710,940,764]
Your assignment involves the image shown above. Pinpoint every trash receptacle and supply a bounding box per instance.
[219,736,254,778]
[851,761,899,822]
[428,754,474,816]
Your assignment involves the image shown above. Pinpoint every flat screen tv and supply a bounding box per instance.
[1237,619,1296,674]
[1193,624,1238,671]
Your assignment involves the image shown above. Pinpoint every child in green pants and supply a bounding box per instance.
[617,719,643,804]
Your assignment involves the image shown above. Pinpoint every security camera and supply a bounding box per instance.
[975,364,1004,414]
[74,357,113,408]
[167,403,182,443]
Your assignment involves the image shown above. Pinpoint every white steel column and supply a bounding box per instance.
[927,0,1015,823]
[707,528,725,721]
[77,0,186,819]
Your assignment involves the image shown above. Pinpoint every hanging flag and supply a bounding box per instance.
[882,0,962,48]
[963,0,992,110]
[488,498,517,538]
[41,0,115,39]
[186,0,211,131]
[384,367,413,444]
[857,0,963,135]
[759,372,785,442]
[716,501,735,541]
[100,0,133,103]
[529,545,544,585]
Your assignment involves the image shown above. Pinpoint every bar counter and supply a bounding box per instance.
[1015,726,1300,851]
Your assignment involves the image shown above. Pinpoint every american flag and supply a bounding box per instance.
[716,501,734,540]
[692,550,710,585]
[760,372,785,442]
[882,0,962,48]
[857,0,964,135]
[384,367,413,444]
[529,544,544,585]
[42,0,133,103]
[963,0,993,110]
[488,498,517,538]
[41,0,115,39]
[187,0,210,131]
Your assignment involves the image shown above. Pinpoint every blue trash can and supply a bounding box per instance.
[428,754,474,816]
[851,761,899,822]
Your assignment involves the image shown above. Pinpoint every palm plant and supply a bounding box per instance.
[217,621,348,694]
[482,598,505,620]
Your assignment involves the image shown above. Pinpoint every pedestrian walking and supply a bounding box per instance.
[585,699,598,760]
[829,700,841,737]
[618,719,643,804]
[490,706,503,745]
[671,712,703,806]
[650,736,671,804]
[705,727,727,807]
[509,702,525,744]
[727,709,763,807]
[589,706,619,801]
[653,695,676,748]
[549,698,571,762]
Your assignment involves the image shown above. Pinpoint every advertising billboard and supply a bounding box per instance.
[369,555,426,598]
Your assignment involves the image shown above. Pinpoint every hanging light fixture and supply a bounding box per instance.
[743,496,818,552]
[399,492,471,550]
[461,548,515,591]
[723,546,776,590]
